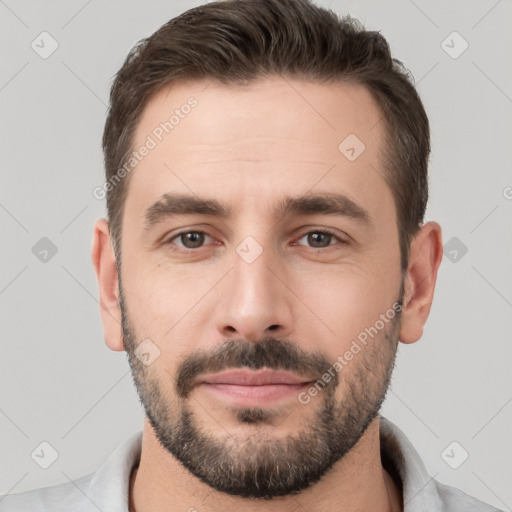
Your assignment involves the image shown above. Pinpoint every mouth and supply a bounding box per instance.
[196,369,314,407]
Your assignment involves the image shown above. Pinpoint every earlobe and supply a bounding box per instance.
[91,218,124,352]
[399,221,443,345]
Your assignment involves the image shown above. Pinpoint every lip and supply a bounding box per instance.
[199,368,312,386]
[197,369,314,407]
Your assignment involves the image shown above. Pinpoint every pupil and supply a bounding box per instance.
[309,232,330,247]
[184,232,204,248]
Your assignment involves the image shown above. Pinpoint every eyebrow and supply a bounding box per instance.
[144,192,371,230]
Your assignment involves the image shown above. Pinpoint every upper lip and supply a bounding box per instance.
[199,369,313,386]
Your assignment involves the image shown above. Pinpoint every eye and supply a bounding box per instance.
[163,228,347,252]
[166,230,214,250]
[295,229,346,249]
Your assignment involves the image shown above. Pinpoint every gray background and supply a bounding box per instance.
[1,0,511,509]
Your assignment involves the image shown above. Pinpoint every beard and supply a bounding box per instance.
[120,279,403,499]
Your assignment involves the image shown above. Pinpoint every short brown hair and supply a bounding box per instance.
[102,0,430,272]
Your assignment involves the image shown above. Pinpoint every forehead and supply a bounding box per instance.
[133,76,384,158]
[125,76,393,227]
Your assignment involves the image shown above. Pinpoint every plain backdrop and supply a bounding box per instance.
[1,0,511,509]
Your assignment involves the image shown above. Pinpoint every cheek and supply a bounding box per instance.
[124,246,191,310]
[297,264,399,358]
[121,262,219,355]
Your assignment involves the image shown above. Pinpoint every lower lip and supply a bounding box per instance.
[199,382,310,407]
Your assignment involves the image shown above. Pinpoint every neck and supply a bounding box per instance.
[129,416,402,512]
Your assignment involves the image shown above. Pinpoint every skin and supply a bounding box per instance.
[91,76,443,512]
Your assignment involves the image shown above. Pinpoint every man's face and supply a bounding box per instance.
[119,77,404,498]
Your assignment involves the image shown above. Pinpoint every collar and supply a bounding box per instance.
[86,416,444,511]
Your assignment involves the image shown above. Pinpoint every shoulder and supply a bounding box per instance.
[434,480,505,512]
[1,431,142,511]
[0,473,94,511]
[379,416,505,512]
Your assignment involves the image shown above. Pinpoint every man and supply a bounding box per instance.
[1,0,503,510]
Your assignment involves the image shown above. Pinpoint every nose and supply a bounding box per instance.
[214,241,294,342]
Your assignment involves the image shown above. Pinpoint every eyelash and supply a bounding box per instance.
[163,228,347,252]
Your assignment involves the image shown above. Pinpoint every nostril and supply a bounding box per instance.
[267,324,279,331]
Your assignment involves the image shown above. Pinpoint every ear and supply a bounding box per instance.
[399,221,443,344]
[91,218,124,351]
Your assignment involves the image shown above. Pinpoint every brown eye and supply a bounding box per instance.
[168,231,212,249]
[296,230,344,249]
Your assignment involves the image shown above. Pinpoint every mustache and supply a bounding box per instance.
[175,337,337,398]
